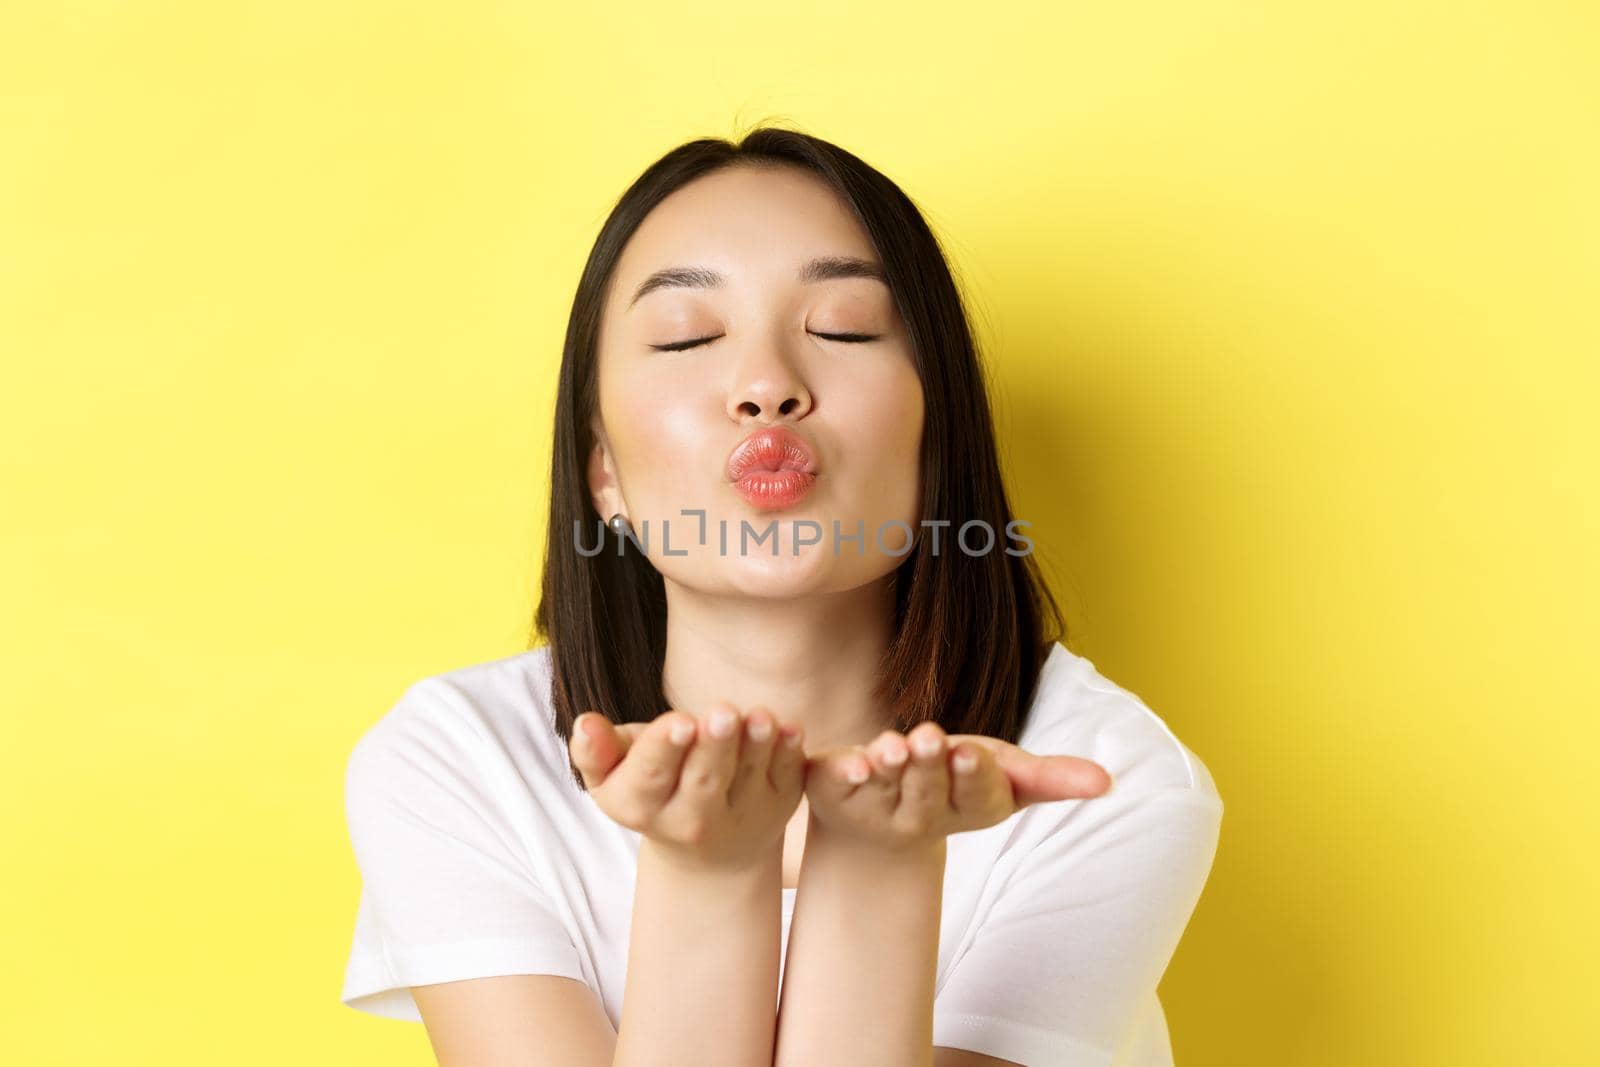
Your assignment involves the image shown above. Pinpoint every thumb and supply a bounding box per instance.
[1002,751,1113,808]
[952,735,1113,808]
[571,712,627,786]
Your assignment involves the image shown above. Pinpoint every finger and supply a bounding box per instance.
[606,711,697,812]
[857,731,910,814]
[1010,754,1114,806]
[949,741,1010,822]
[851,735,901,802]
[768,720,808,794]
[866,730,911,778]
[600,722,652,784]
[572,716,652,776]
[946,735,1114,806]
[728,705,779,805]
[899,721,950,819]
[612,722,650,754]
[675,702,743,802]
[838,746,878,790]
[804,745,873,803]
[598,721,651,767]
[571,712,625,788]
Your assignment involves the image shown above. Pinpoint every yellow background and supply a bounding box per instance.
[3,3,1595,1064]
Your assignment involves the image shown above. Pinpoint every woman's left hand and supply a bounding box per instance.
[802,721,1113,852]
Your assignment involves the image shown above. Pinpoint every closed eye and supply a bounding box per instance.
[649,331,881,353]
[650,334,722,352]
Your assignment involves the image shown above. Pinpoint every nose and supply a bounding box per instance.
[726,341,813,423]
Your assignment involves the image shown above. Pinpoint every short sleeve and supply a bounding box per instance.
[339,679,586,1021]
[932,787,1224,1066]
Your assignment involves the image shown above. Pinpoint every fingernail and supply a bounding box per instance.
[845,759,870,784]
[784,726,804,748]
[913,734,942,758]
[953,750,978,774]
[882,744,908,766]
[669,720,695,745]
[748,717,772,742]
[709,709,736,738]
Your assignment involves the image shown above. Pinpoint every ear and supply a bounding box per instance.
[586,418,626,523]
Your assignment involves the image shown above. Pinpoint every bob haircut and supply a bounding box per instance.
[532,124,1066,789]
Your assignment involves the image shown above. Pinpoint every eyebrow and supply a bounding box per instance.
[626,255,888,309]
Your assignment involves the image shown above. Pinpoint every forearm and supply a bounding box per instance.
[773,813,946,1067]
[613,837,785,1067]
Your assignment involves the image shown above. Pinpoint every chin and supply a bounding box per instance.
[719,547,839,598]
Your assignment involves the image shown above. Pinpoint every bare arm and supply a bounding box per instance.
[408,832,1016,1067]
[413,975,618,1065]
[408,705,804,1067]
[614,837,785,1067]
[774,722,1111,1067]
[411,842,783,1067]
[774,813,946,1067]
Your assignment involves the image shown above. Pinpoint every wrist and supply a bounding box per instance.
[804,809,948,869]
[638,835,783,890]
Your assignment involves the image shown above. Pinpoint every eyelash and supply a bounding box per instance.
[649,332,880,353]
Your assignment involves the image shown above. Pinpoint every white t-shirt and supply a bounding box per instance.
[340,641,1223,1067]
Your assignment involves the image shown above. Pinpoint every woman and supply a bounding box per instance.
[340,126,1224,1067]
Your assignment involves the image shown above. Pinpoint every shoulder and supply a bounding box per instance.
[345,645,567,808]
[972,643,1225,891]
[1018,642,1222,809]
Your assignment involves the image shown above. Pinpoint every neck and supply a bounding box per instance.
[659,577,898,753]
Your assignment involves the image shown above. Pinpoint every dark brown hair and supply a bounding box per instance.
[531,123,1066,788]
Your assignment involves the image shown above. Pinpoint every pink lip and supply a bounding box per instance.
[726,427,819,510]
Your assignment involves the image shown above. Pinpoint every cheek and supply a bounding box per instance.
[605,370,710,495]
[871,362,924,464]
[832,362,924,504]
[893,369,925,455]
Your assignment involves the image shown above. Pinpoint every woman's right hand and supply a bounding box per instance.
[568,703,807,873]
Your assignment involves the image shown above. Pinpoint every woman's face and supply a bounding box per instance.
[588,163,924,599]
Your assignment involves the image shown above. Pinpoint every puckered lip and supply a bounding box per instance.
[726,426,820,483]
